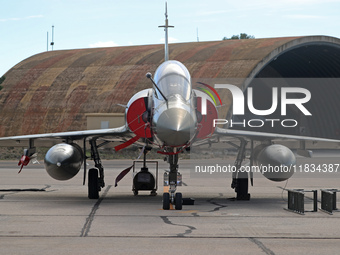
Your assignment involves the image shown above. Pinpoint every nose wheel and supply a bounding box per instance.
[175,192,183,210]
[162,193,170,210]
[162,153,183,210]
[163,192,182,210]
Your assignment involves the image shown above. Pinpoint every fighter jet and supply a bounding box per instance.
[0,3,339,210]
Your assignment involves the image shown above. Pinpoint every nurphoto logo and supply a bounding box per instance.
[200,83,312,129]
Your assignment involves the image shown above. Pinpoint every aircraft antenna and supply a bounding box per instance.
[158,2,174,61]
[50,25,55,51]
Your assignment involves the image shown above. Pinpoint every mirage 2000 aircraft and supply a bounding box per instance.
[0,4,339,210]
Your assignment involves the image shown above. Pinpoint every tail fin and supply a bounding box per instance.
[158,2,174,61]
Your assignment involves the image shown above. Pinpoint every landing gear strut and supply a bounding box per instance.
[231,139,251,200]
[88,138,107,199]
[163,153,182,210]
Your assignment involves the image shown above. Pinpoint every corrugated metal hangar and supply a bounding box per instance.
[1,36,340,139]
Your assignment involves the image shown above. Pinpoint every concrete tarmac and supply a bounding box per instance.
[0,156,340,255]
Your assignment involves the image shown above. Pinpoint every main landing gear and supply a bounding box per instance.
[231,139,251,200]
[163,154,182,210]
[88,138,106,199]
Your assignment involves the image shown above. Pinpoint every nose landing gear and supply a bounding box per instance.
[162,154,183,210]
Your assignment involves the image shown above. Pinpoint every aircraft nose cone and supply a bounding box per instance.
[156,108,195,146]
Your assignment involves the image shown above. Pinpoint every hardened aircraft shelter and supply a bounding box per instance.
[1,36,340,139]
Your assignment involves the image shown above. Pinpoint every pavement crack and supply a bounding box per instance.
[0,184,50,192]
[0,185,52,199]
[207,193,227,212]
[160,216,196,237]
[80,185,111,237]
[248,237,276,255]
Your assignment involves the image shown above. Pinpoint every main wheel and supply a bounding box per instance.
[236,177,250,200]
[88,168,99,199]
[175,192,182,210]
[163,193,170,210]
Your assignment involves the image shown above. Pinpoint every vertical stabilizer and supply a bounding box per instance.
[158,2,174,61]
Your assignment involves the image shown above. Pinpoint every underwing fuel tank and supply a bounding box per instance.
[44,143,84,181]
[253,144,296,182]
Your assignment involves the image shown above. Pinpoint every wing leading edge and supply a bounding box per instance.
[0,125,132,146]
[215,127,340,143]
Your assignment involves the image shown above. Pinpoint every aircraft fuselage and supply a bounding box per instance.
[151,60,198,147]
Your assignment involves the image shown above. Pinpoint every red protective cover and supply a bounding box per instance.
[196,97,218,139]
[126,97,152,138]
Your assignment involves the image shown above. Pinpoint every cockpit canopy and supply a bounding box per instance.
[153,60,191,101]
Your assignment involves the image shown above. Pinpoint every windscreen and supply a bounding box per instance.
[154,60,191,101]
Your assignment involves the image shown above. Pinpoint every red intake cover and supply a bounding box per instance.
[196,97,218,139]
[126,97,152,138]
